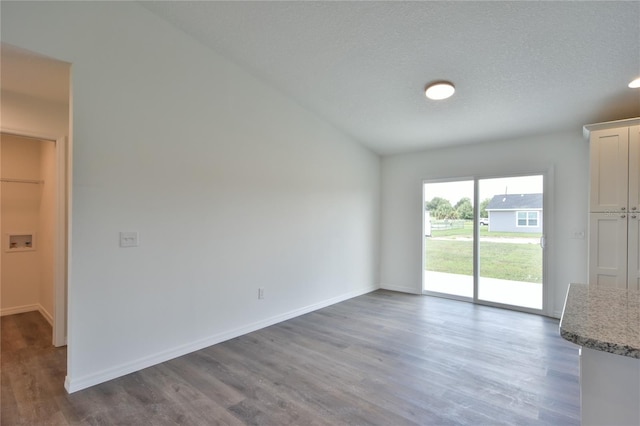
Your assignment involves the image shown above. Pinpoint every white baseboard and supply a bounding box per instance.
[64,285,378,394]
[1,304,54,325]
[379,283,422,294]
[1,303,40,317]
[38,305,54,326]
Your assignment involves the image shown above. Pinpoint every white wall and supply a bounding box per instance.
[1,1,381,392]
[381,130,589,317]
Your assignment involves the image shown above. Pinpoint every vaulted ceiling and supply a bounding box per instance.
[2,2,638,155]
[142,1,640,154]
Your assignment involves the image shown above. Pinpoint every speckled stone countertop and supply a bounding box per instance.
[560,283,640,359]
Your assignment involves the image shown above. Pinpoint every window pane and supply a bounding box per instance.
[423,180,474,298]
[479,175,543,310]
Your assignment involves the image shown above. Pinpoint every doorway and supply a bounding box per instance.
[0,132,67,345]
[423,174,545,312]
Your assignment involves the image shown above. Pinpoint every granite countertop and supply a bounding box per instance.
[560,283,640,359]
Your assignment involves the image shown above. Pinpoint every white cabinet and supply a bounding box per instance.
[628,213,640,290]
[589,127,629,212]
[589,212,629,288]
[586,119,640,290]
[580,347,640,426]
[630,125,640,212]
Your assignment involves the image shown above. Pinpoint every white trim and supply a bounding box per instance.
[63,285,378,393]
[39,304,53,326]
[584,117,640,138]
[0,303,53,325]
[53,136,67,347]
[543,166,556,318]
[1,304,40,316]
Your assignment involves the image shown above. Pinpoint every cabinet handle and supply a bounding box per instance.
[621,214,626,218]
[622,206,626,211]
[632,215,638,219]
[632,207,638,211]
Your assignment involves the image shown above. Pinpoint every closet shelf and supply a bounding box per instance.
[0,178,44,184]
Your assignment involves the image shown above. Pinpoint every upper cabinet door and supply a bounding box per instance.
[589,127,629,212]
[628,125,640,214]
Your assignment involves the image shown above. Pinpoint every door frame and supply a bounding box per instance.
[1,127,68,346]
[422,168,555,317]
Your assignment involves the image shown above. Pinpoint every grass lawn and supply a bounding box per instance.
[425,239,543,283]
[431,221,542,239]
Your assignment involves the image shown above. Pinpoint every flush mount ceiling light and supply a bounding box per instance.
[629,77,640,88]
[425,81,455,100]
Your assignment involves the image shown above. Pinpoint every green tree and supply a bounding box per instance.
[434,203,457,219]
[454,197,470,209]
[426,197,451,212]
[455,198,473,220]
[480,198,491,218]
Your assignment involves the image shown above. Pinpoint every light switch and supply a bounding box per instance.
[119,231,139,247]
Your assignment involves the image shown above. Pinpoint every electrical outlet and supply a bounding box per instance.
[258,288,264,299]
[571,230,585,240]
[119,231,139,247]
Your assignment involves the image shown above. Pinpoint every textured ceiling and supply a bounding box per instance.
[2,3,638,154]
[142,1,640,155]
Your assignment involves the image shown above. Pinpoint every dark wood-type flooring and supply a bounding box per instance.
[1,290,580,425]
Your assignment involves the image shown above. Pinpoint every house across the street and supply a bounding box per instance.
[485,193,542,233]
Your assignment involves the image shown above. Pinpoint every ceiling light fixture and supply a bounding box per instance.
[629,77,640,88]
[425,81,455,100]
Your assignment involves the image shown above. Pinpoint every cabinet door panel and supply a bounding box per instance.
[589,213,628,288]
[628,214,640,291]
[590,128,629,212]
[628,125,640,214]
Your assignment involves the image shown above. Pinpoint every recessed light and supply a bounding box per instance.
[425,81,455,100]
[629,77,640,88]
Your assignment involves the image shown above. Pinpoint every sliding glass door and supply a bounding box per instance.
[477,176,544,309]
[423,175,544,312]
[423,180,475,298]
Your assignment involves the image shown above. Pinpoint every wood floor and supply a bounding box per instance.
[1,290,580,425]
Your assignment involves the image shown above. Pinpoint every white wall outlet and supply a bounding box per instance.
[258,288,264,299]
[571,230,585,240]
[119,231,139,247]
